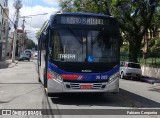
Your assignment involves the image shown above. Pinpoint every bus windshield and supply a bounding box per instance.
[49,28,118,63]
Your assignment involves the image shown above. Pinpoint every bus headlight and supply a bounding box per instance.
[109,72,120,83]
[48,69,63,82]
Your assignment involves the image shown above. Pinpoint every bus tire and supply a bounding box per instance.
[92,93,104,97]
[112,92,118,94]
[46,92,53,97]
[97,93,104,97]
[38,77,41,82]
[46,91,60,97]
[43,68,47,88]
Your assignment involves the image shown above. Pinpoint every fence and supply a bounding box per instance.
[120,52,160,67]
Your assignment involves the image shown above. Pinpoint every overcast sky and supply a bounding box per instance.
[9,0,60,44]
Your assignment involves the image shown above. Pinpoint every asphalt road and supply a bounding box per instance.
[48,86,160,118]
[0,60,160,118]
[47,67,160,118]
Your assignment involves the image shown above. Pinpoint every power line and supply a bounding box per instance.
[0,3,15,25]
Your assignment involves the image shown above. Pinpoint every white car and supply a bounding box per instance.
[19,52,30,61]
[34,51,38,57]
[120,61,142,80]
[24,50,32,58]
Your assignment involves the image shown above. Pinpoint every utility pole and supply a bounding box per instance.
[22,18,25,52]
[4,22,10,59]
[12,0,22,63]
[21,16,31,52]
[19,13,48,52]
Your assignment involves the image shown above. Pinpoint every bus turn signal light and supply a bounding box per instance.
[47,73,54,79]
[61,74,80,80]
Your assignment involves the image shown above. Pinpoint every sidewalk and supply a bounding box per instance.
[0,60,48,111]
[0,59,18,69]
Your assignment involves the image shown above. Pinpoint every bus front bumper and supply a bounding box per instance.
[47,78,119,93]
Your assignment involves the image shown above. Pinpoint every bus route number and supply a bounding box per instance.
[96,75,108,80]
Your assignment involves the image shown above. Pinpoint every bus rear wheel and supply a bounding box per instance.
[38,77,41,82]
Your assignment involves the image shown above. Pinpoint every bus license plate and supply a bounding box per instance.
[80,85,92,89]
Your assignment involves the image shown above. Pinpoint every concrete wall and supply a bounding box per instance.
[141,66,160,79]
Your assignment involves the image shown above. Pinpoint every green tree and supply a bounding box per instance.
[59,0,160,62]
[60,0,109,14]
[26,39,36,49]
[148,37,160,53]
[149,7,160,37]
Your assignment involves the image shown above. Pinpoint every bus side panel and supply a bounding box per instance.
[39,51,46,85]
[47,79,63,93]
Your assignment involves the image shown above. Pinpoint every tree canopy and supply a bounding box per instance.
[59,0,160,62]
[26,39,37,50]
[148,37,160,53]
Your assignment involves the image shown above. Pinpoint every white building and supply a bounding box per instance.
[0,0,3,60]
[0,0,9,60]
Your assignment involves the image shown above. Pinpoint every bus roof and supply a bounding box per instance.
[52,12,113,17]
[50,12,114,23]
[39,12,117,40]
[49,12,115,28]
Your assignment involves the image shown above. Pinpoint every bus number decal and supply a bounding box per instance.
[96,75,108,80]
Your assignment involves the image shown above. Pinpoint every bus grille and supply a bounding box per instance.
[65,83,106,89]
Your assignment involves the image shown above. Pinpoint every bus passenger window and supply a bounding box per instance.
[53,31,63,60]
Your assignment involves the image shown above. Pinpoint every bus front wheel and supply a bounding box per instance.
[46,91,60,97]
[38,77,41,82]
[46,91,53,97]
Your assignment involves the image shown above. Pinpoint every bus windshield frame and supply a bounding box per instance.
[48,26,119,64]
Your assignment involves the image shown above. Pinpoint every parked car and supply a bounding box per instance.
[120,61,142,80]
[24,50,32,58]
[19,52,30,61]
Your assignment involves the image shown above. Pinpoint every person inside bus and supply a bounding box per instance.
[94,31,117,62]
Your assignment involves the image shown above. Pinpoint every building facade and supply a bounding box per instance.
[0,0,3,60]
[0,0,9,60]
[17,29,23,56]
[7,32,14,58]
[9,29,28,57]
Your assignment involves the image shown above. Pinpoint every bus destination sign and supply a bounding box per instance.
[60,16,109,25]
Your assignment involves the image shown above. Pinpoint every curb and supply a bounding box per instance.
[8,61,18,68]
[141,76,160,84]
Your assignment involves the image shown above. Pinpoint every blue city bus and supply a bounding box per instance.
[37,12,120,96]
